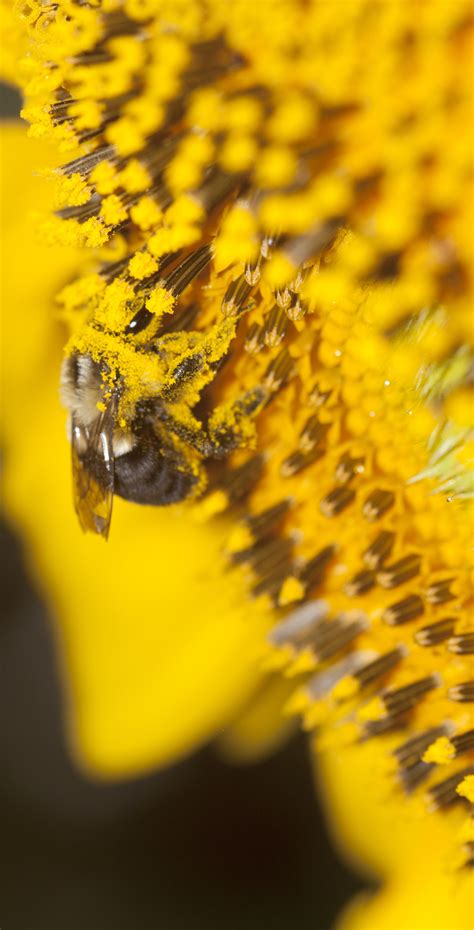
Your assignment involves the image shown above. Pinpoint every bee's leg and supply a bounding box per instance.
[205,385,269,457]
[154,386,268,459]
[161,352,205,400]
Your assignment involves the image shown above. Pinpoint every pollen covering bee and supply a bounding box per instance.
[61,246,266,537]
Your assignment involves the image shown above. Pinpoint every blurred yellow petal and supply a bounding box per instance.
[1,125,272,778]
[319,739,473,930]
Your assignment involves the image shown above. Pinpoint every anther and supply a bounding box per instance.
[246,499,292,540]
[280,446,325,478]
[299,545,337,589]
[414,617,456,647]
[345,568,376,596]
[221,274,253,317]
[354,647,406,690]
[165,243,213,296]
[399,760,435,792]
[382,674,439,715]
[308,384,334,407]
[275,287,292,310]
[452,730,474,757]
[335,451,365,483]
[286,298,307,322]
[311,612,367,661]
[428,766,474,809]
[363,531,395,569]
[361,714,407,739]
[320,486,355,517]
[248,535,294,575]
[426,578,457,605]
[218,455,265,505]
[363,488,395,520]
[448,682,474,703]
[245,322,265,354]
[263,348,294,391]
[263,305,288,346]
[244,257,262,286]
[394,726,449,767]
[252,563,297,600]
[299,415,330,452]
[269,600,328,649]
[377,554,422,588]
[448,633,474,655]
[383,594,425,625]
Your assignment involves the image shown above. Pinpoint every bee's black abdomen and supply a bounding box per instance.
[114,427,197,505]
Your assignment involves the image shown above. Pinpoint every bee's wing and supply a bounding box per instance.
[71,398,117,538]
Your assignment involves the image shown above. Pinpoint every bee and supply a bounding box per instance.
[61,318,267,539]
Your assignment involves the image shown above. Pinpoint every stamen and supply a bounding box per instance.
[354,646,406,687]
[363,531,396,569]
[452,730,474,757]
[394,726,450,767]
[299,545,337,589]
[363,488,395,520]
[263,348,294,391]
[309,612,367,661]
[415,617,456,647]
[377,554,422,588]
[263,305,288,346]
[245,322,265,354]
[220,455,265,505]
[448,634,474,655]
[164,243,213,296]
[426,578,457,605]
[335,451,365,483]
[382,674,439,715]
[428,766,474,809]
[245,499,292,540]
[299,415,330,452]
[247,535,294,574]
[449,682,474,703]
[345,568,376,596]
[280,446,325,478]
[269,600,328,649]
[221,274,253,317]
[320,486,356,517]
[383,594,425,626]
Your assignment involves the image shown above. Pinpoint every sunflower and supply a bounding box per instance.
[1,1,473,928]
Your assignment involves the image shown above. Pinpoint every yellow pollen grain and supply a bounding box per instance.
[255,146,297,188]
[145,286,175,316]
[219,134,259,174]
[128,251,158,280]
[195,489,229,520]
[457,776,474,804]
[357,697,385,723]
[286,649,317,677]
[90,162,118,196]
[54,173,91,208]
[422,737,456,765]
[263,252,296,288]
[118,159,151,193]
[278,576,305,606]
[331,675,360,701]
[226,524,254,554]
[130,197,163,230]
[283,687,311,717]
[100,194,128,227]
